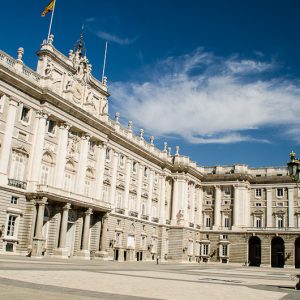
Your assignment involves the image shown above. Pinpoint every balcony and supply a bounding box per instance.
[115,208,125,215]
[141,215,149,220]
[152,217,159,223]
[8,179,27,190]
[129,211,138,218]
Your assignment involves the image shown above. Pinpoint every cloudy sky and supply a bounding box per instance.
[1,0,300,167]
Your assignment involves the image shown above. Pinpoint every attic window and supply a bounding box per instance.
[256,175,262,177]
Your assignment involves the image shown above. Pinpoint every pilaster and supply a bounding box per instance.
[123,158,132,214]
[213,185,221,229]
[93,141,107,200]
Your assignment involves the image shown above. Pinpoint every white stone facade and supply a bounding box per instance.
[0,36,299,267]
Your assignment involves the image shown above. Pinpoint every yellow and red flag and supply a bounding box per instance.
[41,0,55,17]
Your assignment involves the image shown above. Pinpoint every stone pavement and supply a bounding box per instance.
[0,256,299,300]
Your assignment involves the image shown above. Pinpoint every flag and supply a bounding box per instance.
[41,0,55,17]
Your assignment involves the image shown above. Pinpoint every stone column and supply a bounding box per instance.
[27,110,48,190]
[136,164,143,214]
[190,183,195,224]
[233,185,239,228]
[147,170,154,219]
[76,209,92,259]
[109,151,119,205]
[96,213,109,259]
[0,97,19,184]
[75,133,90,195]
[213,186,221,229]
[123,158,132,214]
[31,197,47,257]
[54,122,71,188]
[288,188,294,228]
[54,203,71,258]
[266,188,273,227]
[93,141,107,200]
[159,174,166,224]
[197,187,203,228]
[171,177,179,225]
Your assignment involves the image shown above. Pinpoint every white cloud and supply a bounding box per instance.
[110,49,300,144]
[95,31,136,45]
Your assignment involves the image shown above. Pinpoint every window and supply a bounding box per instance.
[205,216,211,228]
[105,148,111,160]
[221,235,228,240]
[20,106,30,123]
[18,131,27,141]
[188,240,194,256]
[141,236,146,249]
[127,235,135,248]
[84,180,91,197]
[12,153,25,181]
[277,188,284,198]
[206,187,213,196]
[47,120,56,135]
[205,200,212,205]
[0,94,5,113]
[132,161,137,173]
[221,244,228,257]
[224,217,230,228]
[277,216,283,228]
[141,203,146,215]
[103,185,109,202]
[151,238,158,253]
[276,202,284,207]
[255,216,262,228]
[64,173,73,191]
[255,202,262,207]
[115,232,122,246]
[202,244,209,256]
[11,196,18,205]
[223,200,231,205]
[40,165,50,185]
[224,187,231,195]
[119,154,125,168]
[152,205,157,218]
[144,167,148,178]
[89,140,96,154]
[255,189,262,197]
[6,215,17,237]
[116,191,123,208]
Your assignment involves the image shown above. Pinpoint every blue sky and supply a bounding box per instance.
[1,0,300,167]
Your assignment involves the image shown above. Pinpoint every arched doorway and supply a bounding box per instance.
[271,237,285,268]
[248,236,261,266]
[295,237,300,268]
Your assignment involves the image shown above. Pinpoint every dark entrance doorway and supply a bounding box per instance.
[295,237,300,268]
[114,249,119,261]
[271,237,285,268]
[248,236,261,266]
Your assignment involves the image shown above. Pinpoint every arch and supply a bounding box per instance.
[295,237,300,269]
[271,237,285,268]
[65,160,75,172]
[248,236,261,267]
[42,151,54,164]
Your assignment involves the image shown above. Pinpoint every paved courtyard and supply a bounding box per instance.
[0,256,299,300]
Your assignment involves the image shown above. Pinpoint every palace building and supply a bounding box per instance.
[0,34,299,268]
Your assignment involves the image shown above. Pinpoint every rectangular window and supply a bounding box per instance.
[277,217,283,228]
[40,165,50,185]
[116,191,122,208]
[47,120,56,135]
[6,215,17,237]
[20,106,30,123]
[105,148,111,160]
[255,189,262,197]
[119,154,125,167]
[255,217,262,228]
[224,187,231,195]
[64,173,72,191]
[222,245,228,256]
[277,188,284,198]
[12,154,25,181]
[132,161,137,173]
[206,187,213,196]
[141,236,146,249]
[11,196,18,205]
[205,216,211,228]
[255,202,262,207]
[84,180,91,197]
[224,217,230,228]
[102,185,109,202]
[202,244,209,256]
[144,167,148,178]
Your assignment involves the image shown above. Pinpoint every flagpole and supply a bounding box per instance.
[102,41,108,83]
[47,0,57,41]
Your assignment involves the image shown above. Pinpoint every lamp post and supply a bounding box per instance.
[287,151,300,181]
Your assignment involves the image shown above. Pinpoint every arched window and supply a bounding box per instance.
[64,161,75,191]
